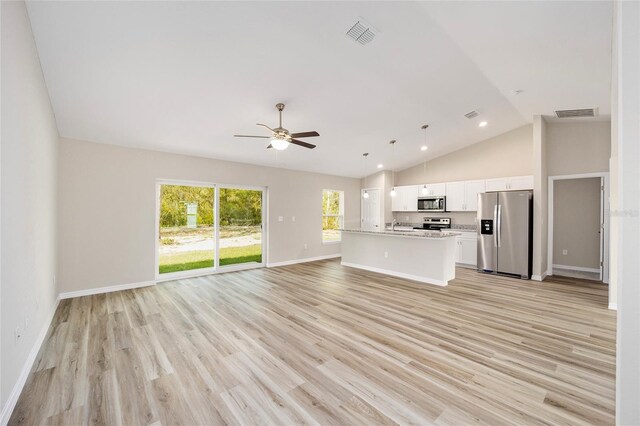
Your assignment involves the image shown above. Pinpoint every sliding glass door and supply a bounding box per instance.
[157,181,266,278]
[218,187,264,268]
[158,184,215,275]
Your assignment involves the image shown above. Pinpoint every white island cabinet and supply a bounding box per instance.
[341,229,458,286]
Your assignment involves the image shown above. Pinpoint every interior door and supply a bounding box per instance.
[477,192,498,272]
[362,189,381,231]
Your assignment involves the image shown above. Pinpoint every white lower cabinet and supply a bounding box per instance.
[455,231,477,267]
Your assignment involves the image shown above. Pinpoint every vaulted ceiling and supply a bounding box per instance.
[26,1,612,177]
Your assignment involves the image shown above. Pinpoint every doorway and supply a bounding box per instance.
[361,188,381,231]
[548,173,609,282]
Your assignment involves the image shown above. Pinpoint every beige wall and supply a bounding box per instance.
[394,124,533,185]
[546,121,611,176]
[57,138,361,293]
[553,178,602,269]
[1,1,59,413]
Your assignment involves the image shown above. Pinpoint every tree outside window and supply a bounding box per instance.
[322,189,344,242]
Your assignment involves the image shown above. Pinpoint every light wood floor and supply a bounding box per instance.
[10,260,616,425]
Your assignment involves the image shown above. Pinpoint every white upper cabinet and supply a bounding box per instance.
[509,175,534,190]
[485,175,533,192]
[391,185,419,212]
[464,180,486,211]
[445,180,485,212]
[419,182,446,197]
[390,176,531,213]
[444,181,465,211]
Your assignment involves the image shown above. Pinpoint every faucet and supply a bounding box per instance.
[392,218,397,231]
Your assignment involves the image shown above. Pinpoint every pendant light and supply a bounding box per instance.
[420,124,429,195]
[389,140,397,197]
[362,153,370,199]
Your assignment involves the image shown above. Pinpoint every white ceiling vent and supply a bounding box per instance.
[346,18,377,45]
[464,110,480,119]
[555,108,598,118]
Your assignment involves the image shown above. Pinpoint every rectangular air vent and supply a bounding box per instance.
[346,18,377,45]
[555,108,598,118]
[464,110,479,119]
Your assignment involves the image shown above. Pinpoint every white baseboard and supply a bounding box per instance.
[341,261,448,286]
[608,303,617,310]
[267,254,341,268]
[552,264,601,274]
[1,297,60,426]
[531,272,547,282]
[58,280,155,300]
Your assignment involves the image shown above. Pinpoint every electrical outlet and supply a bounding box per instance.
[384,251,388,258]
[303,243,307,249]
[405,216,409,221]
[292,216,296,222]
[24,316,30,331]
[562,249,568,255]
[278,216,283,222]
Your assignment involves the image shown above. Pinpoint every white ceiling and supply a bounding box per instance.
[26,1,612,178]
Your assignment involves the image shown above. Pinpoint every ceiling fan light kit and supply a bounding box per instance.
[234,103,319,150]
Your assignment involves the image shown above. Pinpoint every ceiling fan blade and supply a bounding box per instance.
[256,123,276,133]
[267,144,273,149]
[290,139,316,149]
[234,135,271,138]
[290,131,320,138]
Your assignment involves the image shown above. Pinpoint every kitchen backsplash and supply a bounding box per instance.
[392,211,477,226]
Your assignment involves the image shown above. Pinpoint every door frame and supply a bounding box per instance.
[547,172,609,283]
[216,183,268,273]
[155,179,268,282]
[361,187,382,231]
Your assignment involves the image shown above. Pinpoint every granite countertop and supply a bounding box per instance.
[341,228,460,239]
[390,222,477,231]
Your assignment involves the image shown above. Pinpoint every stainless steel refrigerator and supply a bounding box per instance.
[477,190,533,279]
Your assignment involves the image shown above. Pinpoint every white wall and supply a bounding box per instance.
[614,1,640,423]
[57,138,361,293]
[1,0,59,417]
[532,115,548,280]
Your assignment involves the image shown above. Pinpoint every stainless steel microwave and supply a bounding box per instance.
[417,196,446,212]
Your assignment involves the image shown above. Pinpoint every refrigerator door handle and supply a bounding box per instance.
[493,205,498,247]
[497,204,502,247]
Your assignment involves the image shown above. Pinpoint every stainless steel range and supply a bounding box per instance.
[413,217,451,231]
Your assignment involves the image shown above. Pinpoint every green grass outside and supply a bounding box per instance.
[159,244,262,274]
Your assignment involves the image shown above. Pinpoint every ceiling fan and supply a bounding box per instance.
[234,103,319,150]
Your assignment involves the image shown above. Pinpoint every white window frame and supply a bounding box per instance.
[322,189,344,244]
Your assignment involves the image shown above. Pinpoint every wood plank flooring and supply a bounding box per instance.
[10,260,616,425]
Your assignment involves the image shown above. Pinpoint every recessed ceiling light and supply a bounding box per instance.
[479,121,488,127]
[420,146,428,151]
[377,163,383,168]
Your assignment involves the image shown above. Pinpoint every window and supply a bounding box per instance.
[322,189,344,243]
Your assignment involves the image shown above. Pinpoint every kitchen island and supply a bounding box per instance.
[341,228,459,286]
